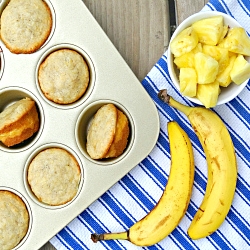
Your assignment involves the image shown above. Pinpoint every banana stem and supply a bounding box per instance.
[91,231,129,243]
[158,89,192,116]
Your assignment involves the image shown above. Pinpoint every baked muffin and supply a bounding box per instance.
[86,104,129,160]
[0,97,40,147]
[105,109,129,158]
[0,190,29,249]
[0,0,52,54]
[86,104,118,159]
[38,49,89,104]
[27,147,81,206]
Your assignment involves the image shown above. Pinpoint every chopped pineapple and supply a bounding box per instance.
[228,51,238,57]
[194,52,219,84]
[218,25,229,43]
[218,27,250,56]
[174,51,194,68]
[192,42,203,53]
[218,48,230,75]
[202,45,229,75]
[216,55,236,87]
[230,54,250,84]
[179,68,197,97]
[170,27,198,57]
[174,43,202,68]
[196,81,220,108]
[192,15,224,45]
[203,44,222,61]
[171,15,250,108]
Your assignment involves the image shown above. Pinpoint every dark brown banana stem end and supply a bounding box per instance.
[91,233,104,243]
[158,89,170,104]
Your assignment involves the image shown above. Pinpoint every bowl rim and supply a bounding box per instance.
[167,10,249,106]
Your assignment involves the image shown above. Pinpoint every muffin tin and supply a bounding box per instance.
[0,0,159,249]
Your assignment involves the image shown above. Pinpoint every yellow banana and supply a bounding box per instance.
[91,121,194,246]
[158,89,237,240]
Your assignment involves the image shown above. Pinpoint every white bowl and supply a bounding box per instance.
[167,11,249,106]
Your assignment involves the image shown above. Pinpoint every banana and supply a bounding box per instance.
[91,121,194,246]
[158,89,237,240]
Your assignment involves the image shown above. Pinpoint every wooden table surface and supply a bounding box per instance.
[40,0,207,249]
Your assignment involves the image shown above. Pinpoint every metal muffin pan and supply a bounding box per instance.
[0,0,159,249]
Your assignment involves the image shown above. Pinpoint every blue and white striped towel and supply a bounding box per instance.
[50,0,250,249]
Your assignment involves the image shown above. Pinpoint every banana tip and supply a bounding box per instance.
[158,89,170,104]
[91,233,103,243]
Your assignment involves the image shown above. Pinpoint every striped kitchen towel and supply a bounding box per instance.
[51,0,250,249]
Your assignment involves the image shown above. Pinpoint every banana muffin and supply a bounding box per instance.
[0,190,29,249]
[86,104,118,159]
[38,49,89,104]
[27,147,81,206]
[0,97,40,147]
[105,109,129,158]
[0,0,52,54]
[86,103,129,160]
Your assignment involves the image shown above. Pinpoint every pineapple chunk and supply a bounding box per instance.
[194,52,219,84]
[196,81,220,108]
[174,43,202,68]
[170,27,198,57]
[192,15,224,45]
[203,44,222,61]
[218,27,250,56]
[218,25,229,43]
[230,54,250,85]
[217,48,230,75]
[174,51,194,68]
[228,51,238,57]
[179,68,197,97]
[192,42,203,54]
[216,55,236,87]
[202,45,229,74]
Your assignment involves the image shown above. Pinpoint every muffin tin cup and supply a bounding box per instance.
[23,143,84,210]
[75,99,135,165]
[0,86,44,153]
[0,186,33,250]
[35,43,96,109]
[0,0,159,248]
[0,0,56,54]
[0,46,5,80]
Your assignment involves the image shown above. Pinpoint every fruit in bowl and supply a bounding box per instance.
[168,11,250,108]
